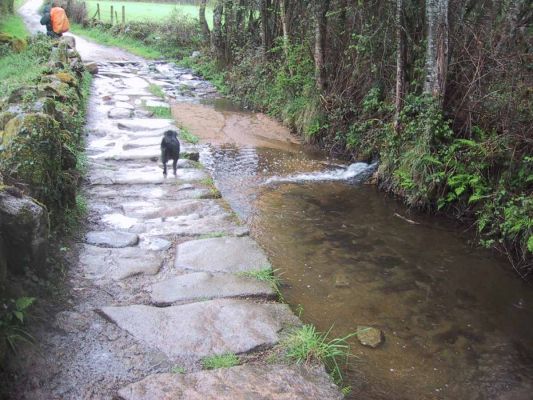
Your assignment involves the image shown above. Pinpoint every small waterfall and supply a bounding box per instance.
[265,162,377,184]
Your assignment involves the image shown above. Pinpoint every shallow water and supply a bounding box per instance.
[183,89,533,400]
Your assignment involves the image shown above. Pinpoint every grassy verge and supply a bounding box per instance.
[0,37,50,99]
[0,0,29,37]
[70,23,163,58]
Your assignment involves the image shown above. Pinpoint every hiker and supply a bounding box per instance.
[40,2,70,38]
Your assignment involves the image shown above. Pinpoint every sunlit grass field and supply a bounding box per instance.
[0,0,29,38]
[85,0,213,25]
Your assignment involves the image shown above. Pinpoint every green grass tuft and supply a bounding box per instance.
[238,268,282,298]
[147,105,172,118]
[282,324,356,384]
[198,232,226,239]
[201,353,239,370]
[179,126,200,144]
[170,365,186,374]
[148,83,166,99]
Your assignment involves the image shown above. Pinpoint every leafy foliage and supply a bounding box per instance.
[0,297,35,353]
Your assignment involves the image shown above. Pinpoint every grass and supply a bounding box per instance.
[238,268,282,298]
[70,23,163,58]
[0,0,28,38]
[85,0,213,26]
[0,14,28,38]
[179,126,200,144]
[170,365,186,374]
[201,353,239,370]
[0,37,51,100]
[147,105,172,118]
[148,83,165,99]
[282,324,356,384]
[198,232,226,239]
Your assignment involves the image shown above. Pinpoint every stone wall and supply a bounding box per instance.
[0,36,90,288]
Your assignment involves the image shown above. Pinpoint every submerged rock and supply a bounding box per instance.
[356,326,384,348]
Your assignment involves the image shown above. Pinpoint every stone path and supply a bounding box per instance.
[13,1,344,396]
[76,60,342,399]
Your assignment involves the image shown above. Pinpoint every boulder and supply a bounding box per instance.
[0,187,49,274]
[84,62,99,75]
[356,326,384,348]
[59,35,76,49]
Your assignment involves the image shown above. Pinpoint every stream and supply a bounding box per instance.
[174,97,533,399]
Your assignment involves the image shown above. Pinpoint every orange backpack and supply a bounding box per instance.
[50,7,70,34]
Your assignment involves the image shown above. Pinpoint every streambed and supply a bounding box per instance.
[175,97,533,400]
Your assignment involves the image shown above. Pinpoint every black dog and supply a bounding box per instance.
[161,130,180,176]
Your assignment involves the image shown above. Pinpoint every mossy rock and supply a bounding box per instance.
[0,112,16,131]
[2,115,24,146]
[11,38,27,53]
[54,72,77,86]
[0,113,77,210]
[0,33,27,53]
[0,33,13,43]
[37,81,71,100]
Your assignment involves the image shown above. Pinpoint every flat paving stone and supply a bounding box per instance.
[150,272,274,305]
[85,230,139,248]
[117,364,342,400]
[108,108,133,119]
[116,119,174,131]
[86,184,209,201]
[80,245,162,281]
[175,237,270,273]
[100,299,299,359]
[88,164,209,185]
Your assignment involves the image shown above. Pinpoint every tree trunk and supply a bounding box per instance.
[224,0,234,65]
[212,1,225,65]
[424,0,449,103]
[394,0,407,131]
[260,0,272,52]
[199,0,211,43]
[280,0,289,56]
[313,0,330,91]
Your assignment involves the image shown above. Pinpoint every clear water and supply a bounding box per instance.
[201,141,533,400]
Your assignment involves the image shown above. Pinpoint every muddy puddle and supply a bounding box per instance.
[173,89,533,400]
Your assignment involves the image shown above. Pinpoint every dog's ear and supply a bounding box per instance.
[173,131,178,139]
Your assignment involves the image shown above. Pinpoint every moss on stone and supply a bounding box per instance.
[0,113,77,210]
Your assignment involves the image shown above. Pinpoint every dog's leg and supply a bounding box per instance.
[163,161,167,176]
[172,158,178,176]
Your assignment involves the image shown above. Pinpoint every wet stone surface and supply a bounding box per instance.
[100,299,299,360]
[3,18,341,396]
[118,364,343,400]
[175,237,270,273]
[150,272,275,304]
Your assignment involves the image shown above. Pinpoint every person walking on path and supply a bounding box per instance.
[40,2,69,38]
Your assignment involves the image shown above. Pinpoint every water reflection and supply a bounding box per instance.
[193,100,533,399]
